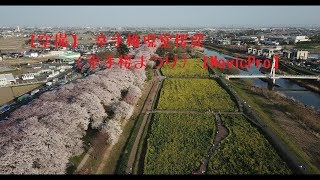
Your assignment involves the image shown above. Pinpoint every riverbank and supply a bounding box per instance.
[204,47,320,173]
[230,79,320,173]
[277,62,320,93]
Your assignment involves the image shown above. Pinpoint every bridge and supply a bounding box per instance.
[224,57,320,84]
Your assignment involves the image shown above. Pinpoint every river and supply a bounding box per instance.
[204,48,320,109]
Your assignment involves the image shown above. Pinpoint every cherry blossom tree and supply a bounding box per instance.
[0,38,160,174]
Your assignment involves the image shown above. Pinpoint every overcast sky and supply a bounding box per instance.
[0,6,319,27]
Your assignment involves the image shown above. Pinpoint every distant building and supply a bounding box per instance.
[252,49,257,55]
[0,73,16,86]
[21,73,35,80]
[48,70,60,78]
[250,37,259,42]
[283,49,309,60]
[219,38,231,45]
[248,47,273,58]
[232,40,241,46]
[274,46,282,51]
[296,50,309,60]
[58,52,81,64]
[262,49,275,58]
[265,40,279,46]
[24,52,38,58]
[57,65,73,70]
[294,36,310,43]
[39,69,52,74]
[41,50,66,58]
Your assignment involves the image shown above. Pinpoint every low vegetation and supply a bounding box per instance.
[157,78,237,112]
[161,59,209,77]
[207,115,291,174]
[143,113,215,174]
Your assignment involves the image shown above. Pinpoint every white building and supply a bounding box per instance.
[275,46,282,51]
[219,38,231,45]
[251,37,259,42]
[47,70,60,78]
[283,50,309,60]
[252,49,257,55]
[296,50,309,60]
[49,65,56,69]
[265,40,279,46]
[57,65,73,70]
[294,36,310,43]
[41,50,66,58]
[24,52,38,58]
[0,73,16,86]
[22,73,35,80]
[262,49,275,58]
[39,69,52,74]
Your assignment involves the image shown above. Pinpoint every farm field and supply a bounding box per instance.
[143,113,216,174]
[0,84,41,105]
[0,37,29,52]
[161,59,208,77]
[207,115,292,174]
[157,78,237,112]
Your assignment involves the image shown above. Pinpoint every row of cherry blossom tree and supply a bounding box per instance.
[0,41,160,174]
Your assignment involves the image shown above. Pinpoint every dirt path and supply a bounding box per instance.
[95,144,113,174]
[75,148,93,173]
[125,72,163,174]
[197,113,229,174]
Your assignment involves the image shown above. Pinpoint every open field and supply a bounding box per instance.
[143,113,215,174]
[157,78,237,112]
[207,115,291,174]
[1,57,54,66]
[0,37,29,52]
[161,59,208,77]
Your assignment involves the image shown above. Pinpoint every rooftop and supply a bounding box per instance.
[0,73,15,81]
